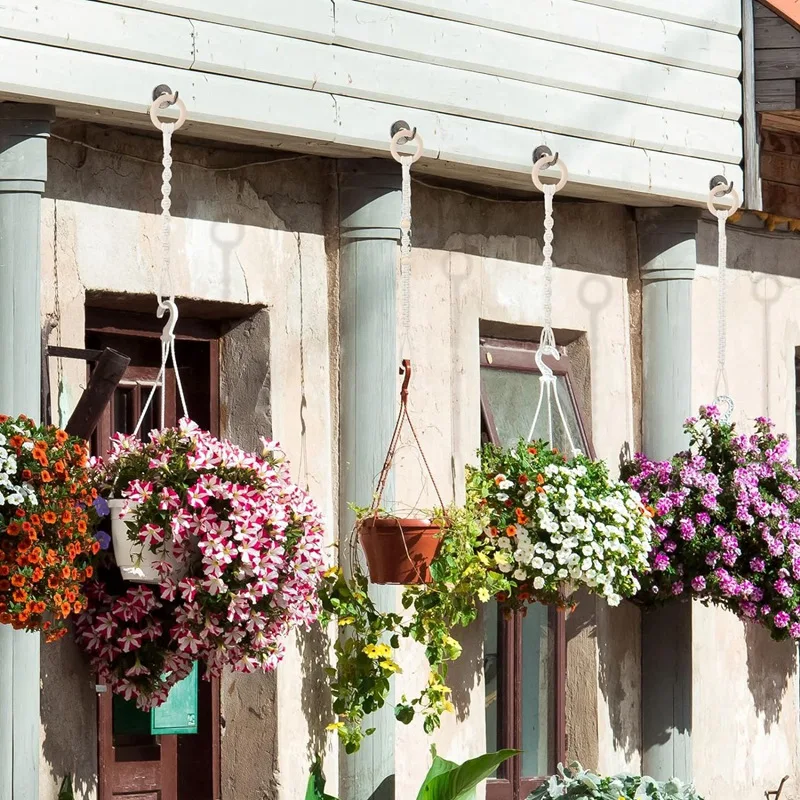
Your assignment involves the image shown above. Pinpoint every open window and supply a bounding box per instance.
[86,308,221,800]
[480,337,592,799]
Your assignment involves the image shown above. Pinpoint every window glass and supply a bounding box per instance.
[520,604,552,777]
[481,366,584,453]
[483,601,500,760]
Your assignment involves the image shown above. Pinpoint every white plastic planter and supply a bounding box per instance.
[108,498,162,583]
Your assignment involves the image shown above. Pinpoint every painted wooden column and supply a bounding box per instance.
[338,159,400,800]
[637,208,700,783]
[0,102,54,800]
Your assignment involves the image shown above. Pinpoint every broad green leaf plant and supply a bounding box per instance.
[318,506,511,753]
[306,748,517,800]
[529,763,705,800]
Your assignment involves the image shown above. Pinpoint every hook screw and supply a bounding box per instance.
[710,174,734,195]
[533,145,559,166]
[391,120,416,145]
[152,84,179,105]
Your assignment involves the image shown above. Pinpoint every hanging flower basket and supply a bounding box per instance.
[623,405,800,642]
[0,415,100,640]
[358,514,442,585]
[470,439,654,610]
[79,418,327,707]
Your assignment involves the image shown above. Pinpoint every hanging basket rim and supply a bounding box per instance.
[358,515,444,533]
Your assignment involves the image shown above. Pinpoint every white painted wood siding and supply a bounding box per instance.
[0,0,744,204]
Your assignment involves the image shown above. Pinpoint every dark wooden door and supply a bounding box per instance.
[87,318,221,800]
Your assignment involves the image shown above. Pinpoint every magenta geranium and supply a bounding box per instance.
[76,419,327,708]
[623,405,800,641]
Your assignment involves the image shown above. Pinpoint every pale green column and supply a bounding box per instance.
[637,207,700,783]
[0,102,54,800]
[338,160,400,800]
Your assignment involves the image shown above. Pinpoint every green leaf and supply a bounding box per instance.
[395,703,415,724]
[58,776,75,800]
[304,761,338,800]
[416,749,518,800]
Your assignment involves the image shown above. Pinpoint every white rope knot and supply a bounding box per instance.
[528,154,579,455]
[707,180,740,418]
[134,106,189,435]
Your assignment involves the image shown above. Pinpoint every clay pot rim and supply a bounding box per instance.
[359,516,443,532]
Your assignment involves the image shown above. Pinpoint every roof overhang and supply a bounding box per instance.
[760,0,800,30]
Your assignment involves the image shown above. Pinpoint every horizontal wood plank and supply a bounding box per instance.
[336,1,742,119]
[334,94,743,205]
[762,179,800,216]
[94,0,335,42]
[755,14,800,46]
[0,37,742,205]
[761,150,800,185]
[755,78,797,109]
[761,128,800,154]
[357,0,742,76]
[0,0,193,66]
[761,109,800,132]
[756,47,800,79]
[572,0,740,34]
[3,1,740,162]
[321,47,741,162]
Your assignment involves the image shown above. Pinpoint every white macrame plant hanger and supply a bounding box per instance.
[707,176,741,423]
[528,149,579,455]
[134,89,191,435]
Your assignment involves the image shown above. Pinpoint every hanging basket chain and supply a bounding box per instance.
[134,92,190,435]
[707,178,741,423]
[528,152,579,455]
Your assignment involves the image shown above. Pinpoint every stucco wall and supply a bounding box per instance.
[38,123,338,800]
[690,218,800,800]
[37,122,644,799]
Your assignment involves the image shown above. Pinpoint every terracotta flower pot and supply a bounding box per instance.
[358,516,443,585]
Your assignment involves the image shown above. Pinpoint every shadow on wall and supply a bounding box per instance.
[450,618,484,723]
[744,618,796,734]
[299,623,335,761]
[40,638,98,799]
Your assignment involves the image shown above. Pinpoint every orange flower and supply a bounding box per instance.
[55,429,68,444]
[515,508,529,525]
[31,568,43,582]
[47,575,60,589]
[60,602,71,618]
[5,522,20,537]
[54,460,65,475]
[488,526,498,538]
[46,549,57,565]
[0,565,8,577]
[91,541,100,555]
[73,601,83,614]
[61,510,72,524]
[536,474,545,485]
[72,444,83,456]
[9,435,23,449]
[76,520,87,534]
[10,575,25,588]
[518,474,529,485]
[0,612,11,625]
[84,566,94,579]
[65,589,77,603]
[527,446,537,454]
[61,566,71,579]
[21,469,32,481]
[40,471,53,483]
[536,486,545,494]
[29,514,40,527]
[33,602,46,614]
[42,512,57,525]
[12,589,27,603]
[643,505,655,518]
[505,525,517,537]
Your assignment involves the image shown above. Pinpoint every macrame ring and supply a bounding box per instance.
[532,154,568,193]
[707,182,741,217]
[149,93,188,132]
[390,129,424,164]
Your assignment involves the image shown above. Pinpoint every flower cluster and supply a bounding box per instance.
[470,440,653,608]
[76,419,327,708]
[623,405,800,641]
[0,415,99,639]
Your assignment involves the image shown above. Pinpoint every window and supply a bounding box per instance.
[87,309,221,800]
[481,337,591,799]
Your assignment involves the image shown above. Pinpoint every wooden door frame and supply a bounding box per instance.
[88,313,222,800]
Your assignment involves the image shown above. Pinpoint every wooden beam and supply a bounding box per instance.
[761,150,800,185]
[744,0,763,210]
[761,110,800,132]
[63,348,131,440]
[762,178,800,215]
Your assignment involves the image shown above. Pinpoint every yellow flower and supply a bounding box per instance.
[442,700,455,714]
[324,566,341,578]
[477,587,490,603]
[363,644,380,659]
[326,721,345,731]
[338,616,355,626]
[379,659,401,673]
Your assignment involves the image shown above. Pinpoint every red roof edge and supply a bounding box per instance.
[760,0,800,30]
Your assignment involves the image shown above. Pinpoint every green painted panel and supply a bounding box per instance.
[112,663,198,736]
[151,663,199,735]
